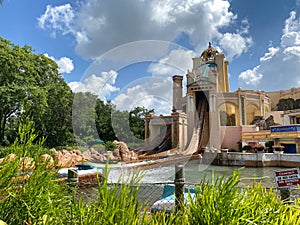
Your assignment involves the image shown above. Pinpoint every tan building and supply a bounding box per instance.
[241,109,300,153]
[145,43,273,154]
[268,87,300,110]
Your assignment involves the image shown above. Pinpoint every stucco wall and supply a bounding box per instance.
[265,111,283,125]
[220,126,242,151]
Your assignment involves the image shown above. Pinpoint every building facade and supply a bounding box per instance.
[145,44,272,154]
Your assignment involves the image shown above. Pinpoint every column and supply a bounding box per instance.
[172,75,183,112]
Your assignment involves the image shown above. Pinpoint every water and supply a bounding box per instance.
[107,159,283,188]
[73,159,299,206]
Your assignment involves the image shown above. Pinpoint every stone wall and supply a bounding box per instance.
[203,151,300,167]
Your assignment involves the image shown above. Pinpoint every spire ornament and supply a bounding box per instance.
[200,42,219,61]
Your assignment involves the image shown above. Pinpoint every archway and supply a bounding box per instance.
[219,103,239,126]
[246,103,260,125]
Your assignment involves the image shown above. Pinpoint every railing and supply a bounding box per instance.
[66,164,300,213]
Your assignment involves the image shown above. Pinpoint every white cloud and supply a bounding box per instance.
[260,47,279,62]
[68,70,119,100]
[238,66,263,86]
[38,1,254,112]
[238,11,300,91]
[148,49,196,77]
[37,4,75,38]
[219,33,252,60]
[112,77,173,115]
[44,54,74,74]
[56,57,74,74]
[283,46,300,61]
[38,0,250,60]
[111,49,195,115]
[281,11,300,47]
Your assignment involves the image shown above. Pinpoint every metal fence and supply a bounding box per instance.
[66,164,300,213]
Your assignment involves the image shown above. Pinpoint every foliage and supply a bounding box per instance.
[0,37,75,147]
[92,143,106,154]
[72,92,99,146]
[2,121,300,224]
[127,142,145,150]
[95,99,116,142]
[39,80,75,147]
[129,106,154,140]
[187,169,300,225]
[265,140,275,153]
[0,120,71,224]
[111,106,153,145]
[250,115,263,125]
[76,92,153,146]
[67,168,147,225]
[104,141,117,151]
[0,119,150,224]
[0,35,152,148]
[242,145,252,151]
[295,99,300,109]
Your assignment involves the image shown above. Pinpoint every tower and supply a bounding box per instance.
[184,43,229,151]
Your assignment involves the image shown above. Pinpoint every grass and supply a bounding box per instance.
[0,120,299,224]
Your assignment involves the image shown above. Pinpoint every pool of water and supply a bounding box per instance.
[74,159,299,205]
[106,159,285,188]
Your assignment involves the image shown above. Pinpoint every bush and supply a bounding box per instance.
[187,169,300,225]
[92,143,106,154]
[104,141,117,151]
[242,145,252,151]
[1,120,300,224]
[0,147,12,158]
[127,142,144,150]
[265,141,275,153]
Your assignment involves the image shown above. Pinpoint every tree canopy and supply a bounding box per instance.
[74,92,154,148]
[0,37,74,147]
[0,36,154,148]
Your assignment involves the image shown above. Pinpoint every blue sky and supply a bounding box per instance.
[1,0,300,114]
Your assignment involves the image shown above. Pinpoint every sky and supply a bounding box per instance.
[1,0,300,115]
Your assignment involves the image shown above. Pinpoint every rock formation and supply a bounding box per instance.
[0,149,84,170]
[51,148,83,168]
[255,115,278,130]
[0,141,139,168]
[82,141,138,162]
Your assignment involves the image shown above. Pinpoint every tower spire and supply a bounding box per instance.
[201,42,219,61]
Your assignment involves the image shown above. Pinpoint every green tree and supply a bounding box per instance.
[95,99,116,142]
[73,92,154,146]
[0,37,74,147]
[129,106,154,139]
[72,92,99,146]
[39,79,74,147]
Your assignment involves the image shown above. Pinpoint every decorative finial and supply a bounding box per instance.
[200,42,219,61]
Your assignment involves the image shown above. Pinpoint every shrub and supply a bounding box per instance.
[265,140,275,153]
[242,145,252,151]
[92,144,106,154]
[104,141,117,151]
[186,169,300,225]
[0,120,71,224]
[1,120,300,224]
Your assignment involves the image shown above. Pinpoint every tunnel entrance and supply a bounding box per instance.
[195,91,210,152]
